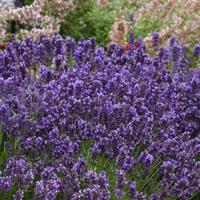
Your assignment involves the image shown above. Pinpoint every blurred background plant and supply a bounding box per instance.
[60,0,125,44]
[0,0,199,49]
[109,0,200,47]
[0,0,123,45]
[0,0,75,43]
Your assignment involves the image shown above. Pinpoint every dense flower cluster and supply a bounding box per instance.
[0,33,200,199]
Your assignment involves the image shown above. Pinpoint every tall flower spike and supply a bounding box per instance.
[152,32,160,50]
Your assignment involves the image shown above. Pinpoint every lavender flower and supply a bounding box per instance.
[193,44,200,57]
[0,176,13,192]
[0,33,200,199]
[152,32,159,50]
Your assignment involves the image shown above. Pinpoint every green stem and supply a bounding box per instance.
[140,169,160,191]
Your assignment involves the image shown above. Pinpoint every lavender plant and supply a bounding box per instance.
[0,33,200,200]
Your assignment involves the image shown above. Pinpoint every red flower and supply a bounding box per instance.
[0,43,6,50]
[124,42,139,51]
[124,43,130,50]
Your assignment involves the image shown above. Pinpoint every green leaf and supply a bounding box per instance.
[24,0,34,5]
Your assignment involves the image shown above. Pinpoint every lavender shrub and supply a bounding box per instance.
[0,33,200,199]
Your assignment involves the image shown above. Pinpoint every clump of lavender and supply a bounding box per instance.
[0,33,200,199]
